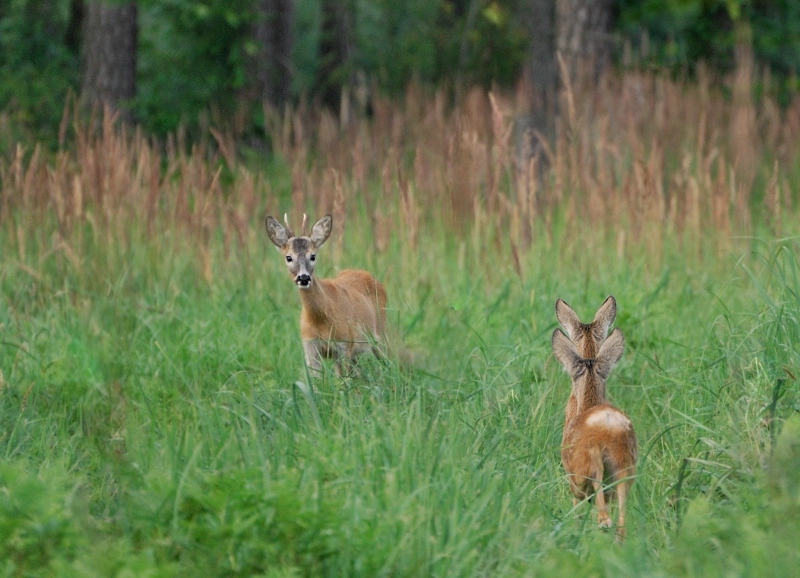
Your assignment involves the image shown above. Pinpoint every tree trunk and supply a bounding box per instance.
[556,0,615,87]
[252,0,294,109]
[81,0,137,123]
[519,0,615,163]
[520,0,557,163]
[65,0,84,54]
[317,0,357,113]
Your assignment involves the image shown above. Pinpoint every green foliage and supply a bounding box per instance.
[435,0,529,89]
[356,0,442,93]
[0,461,84,572]
[136,0,256,135]
[2,188,800,574]
[292,0,323,98]
[354,0,527,95]
[3,0,800,146]
[768,414,800,507]
[617,0,800,101]
[665,412,800,577]
[0,0,79,147]
[0,460,171,576]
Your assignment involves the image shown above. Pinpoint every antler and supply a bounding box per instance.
[283,213,295,238]
[301,213,308,236]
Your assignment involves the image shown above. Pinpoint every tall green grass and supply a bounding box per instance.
[2,75,800,575]
[2,210,799,575]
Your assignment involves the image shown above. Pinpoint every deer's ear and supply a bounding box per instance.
[310,214,333,246]
[265,216,288,247]
[552,328,581,374]
[592,295,617,338]
[555,298,582,340]
[596,328,625,378]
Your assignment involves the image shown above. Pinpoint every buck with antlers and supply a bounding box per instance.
[553,296,638,540]
[265,213,387,374]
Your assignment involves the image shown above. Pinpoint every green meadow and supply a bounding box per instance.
[2,80,800,576]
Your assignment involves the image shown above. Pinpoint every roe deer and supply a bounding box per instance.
[552,322,637,541]
[555,296,617,431]
[555,296,617,359]
[265,213,387,374]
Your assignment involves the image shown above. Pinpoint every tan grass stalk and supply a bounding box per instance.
[765,161,781,236]
[290,155,307,226]
[20,381,35,414]
[210,127,237,170]
[332,168,346,262]
[730,23,758,197]
[398,167,419,252]
[3,68,800,281]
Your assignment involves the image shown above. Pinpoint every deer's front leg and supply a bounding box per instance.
[303,340,324,374]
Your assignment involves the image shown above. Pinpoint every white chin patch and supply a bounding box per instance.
[585,408,630,430]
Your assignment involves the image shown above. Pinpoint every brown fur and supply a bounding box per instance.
[555,296,617,431]
[553,300,638,541]
[265,214,387,373]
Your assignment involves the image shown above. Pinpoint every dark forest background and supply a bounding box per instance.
[1,0,799,152]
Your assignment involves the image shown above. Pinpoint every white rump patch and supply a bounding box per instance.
[585,408,630,430]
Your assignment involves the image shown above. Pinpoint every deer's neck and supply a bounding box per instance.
[574,326,600,359]
[574,373,607,415]
[564,394,579,432]
[298,279,332,322]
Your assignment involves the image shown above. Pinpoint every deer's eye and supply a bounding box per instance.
[310,254,316,262]
[285,255,293,263]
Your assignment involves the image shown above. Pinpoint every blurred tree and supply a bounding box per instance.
[0,0,80,148]
[616,0,800,103]
[556,0,615,86]
[450,0,528,90]
[81,0,137,122]
[135,0,253,135]
[317,0,358,111]
[66,0,85,54]
[356,0,439,95]
[518,0,615,168]
[520,0,557,162]
[2,0,800,148]
[249,0,294,109]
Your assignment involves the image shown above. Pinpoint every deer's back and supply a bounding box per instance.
[334,269,387,307]
[301,269,386,342]
[562,403,638,482]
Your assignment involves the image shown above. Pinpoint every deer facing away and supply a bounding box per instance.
[553,297,638,540]
[265,213,387,374]
[555,296,618,428]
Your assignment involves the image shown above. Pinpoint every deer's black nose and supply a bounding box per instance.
[296,274,311,286]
